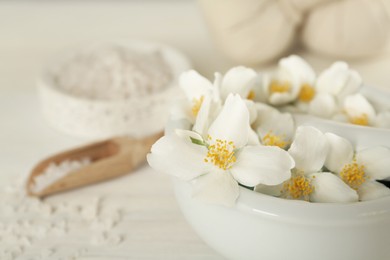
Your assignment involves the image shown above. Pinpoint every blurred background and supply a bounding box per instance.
[1,0,390,89]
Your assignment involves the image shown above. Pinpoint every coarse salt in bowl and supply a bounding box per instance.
[39,40,192,140]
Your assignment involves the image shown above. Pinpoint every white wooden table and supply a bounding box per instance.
[0,1,389,259]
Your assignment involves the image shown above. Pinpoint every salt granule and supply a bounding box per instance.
[31,158,91,193]
[54,44,173,100]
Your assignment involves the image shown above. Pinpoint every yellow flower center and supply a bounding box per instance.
[349,114,369,126]
[204,137,236,170]
[298,83,315,102]
[340,160,367,190]
[262,131,289,149]
[281,172,314,201]
[247,90,256,100]
[191,96,204,117]
[269,80,291,94]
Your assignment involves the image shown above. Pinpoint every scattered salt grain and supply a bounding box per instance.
[39,203,53,217]
[41,248,55,257]
[31,158,91,193]
[105,233,123,246]
[50,220,68,235]
[81,197,101,220]
[90,231,123,246]
[18,236,32,246]
[90,232,107,246]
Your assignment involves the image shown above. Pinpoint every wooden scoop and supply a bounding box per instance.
[26,132,162,198]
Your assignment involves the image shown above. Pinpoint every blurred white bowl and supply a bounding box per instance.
[173,179,390,260]
[39,40,191,140]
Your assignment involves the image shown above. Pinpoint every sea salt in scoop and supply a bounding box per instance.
[26,133,162,198]
[31,158,91,193]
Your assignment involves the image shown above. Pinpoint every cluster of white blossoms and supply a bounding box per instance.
[147,58,390,206]
[255,55,389,128]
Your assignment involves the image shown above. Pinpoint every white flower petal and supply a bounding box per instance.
[309,172,359,203]
[192,95,212,137]
[220,66,257,100]
[344,93,376,124]
[250,74,267,103]
[147,134,209,181]
[192,170,239,207]
[316,62,361,99]
[245,99,257,124]
[231,146,294,187]
[356,147,390,180]
[169,99,192,122]
[247,128,260,145]
[179,70,213,101]
[175,129,204,143]
[268,92,297,106]
[208,94,249,148]
[252,103,276,130]
[374,111,390,129]
[324,133,354,173]
[262,73,272,96]
[212,72,222,102]
[358,181,390,201]
[278,55,316,85]
[338,70,362,100]
[255,106,294,140]
[308,93,337,119]
[316,62,348,95]
[254,183,283,197]
[263,66,301,106]
[288,126,329,173]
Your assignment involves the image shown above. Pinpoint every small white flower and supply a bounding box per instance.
[316,62,362,101]
[171,67,258,124]
[307,93,337,119]
[170,70,220,123]
[246,74,268,103]
[252,103,294,149]
[243,100,261,145]
[148,94,294,206]
[286,126,358,203]
[191,85,258,145]
[219,66,258,101]
[342,93,376,126]
[325,133,390,201]
[192,94,222,139]
[263,55,316,106]
[308,62,362,119]
[256,126,359,203]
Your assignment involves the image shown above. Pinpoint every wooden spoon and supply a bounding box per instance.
[26,132,162,198]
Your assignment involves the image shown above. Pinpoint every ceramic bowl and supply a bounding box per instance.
[173,179,390,260]
[39,40,191,140]
[168,104,390,260]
